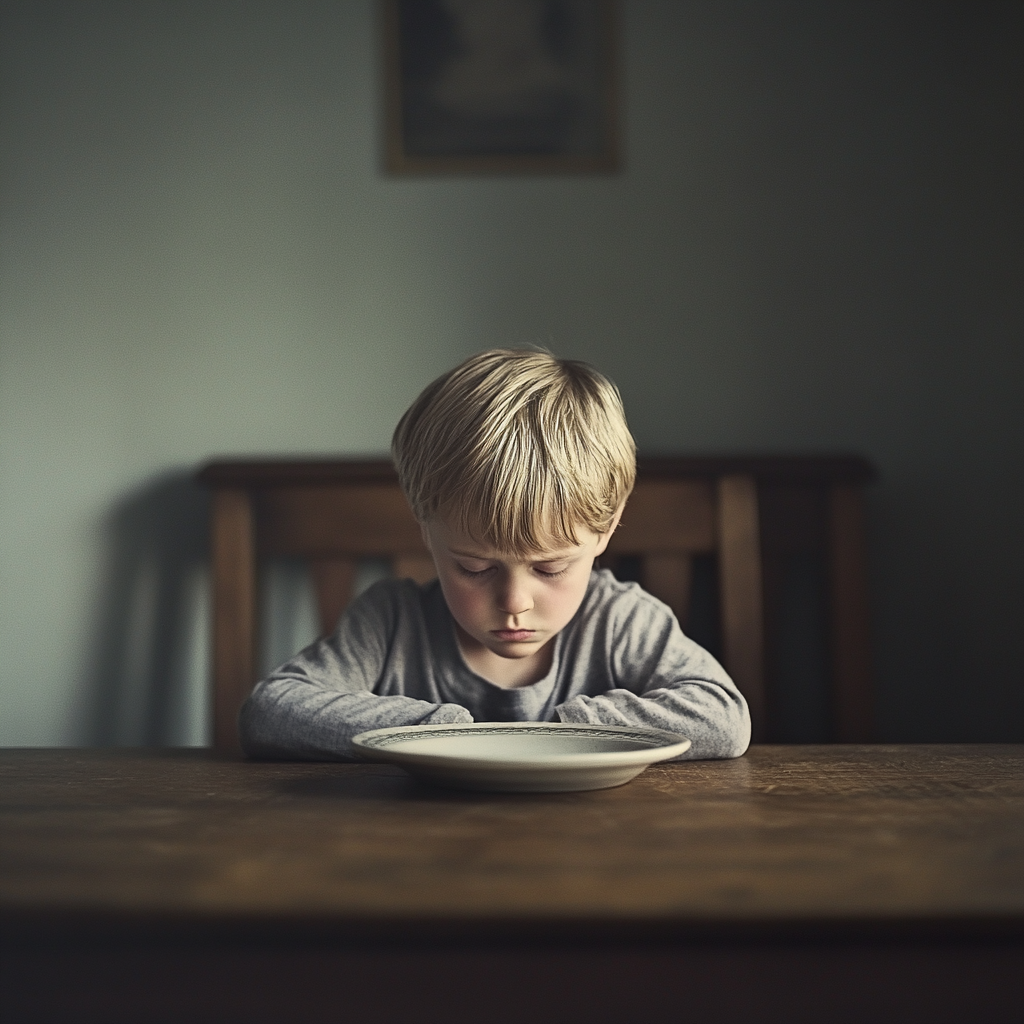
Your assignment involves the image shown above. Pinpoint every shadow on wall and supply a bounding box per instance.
[84,472,211,747]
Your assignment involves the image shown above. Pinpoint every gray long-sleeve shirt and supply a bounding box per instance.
[239,568,750,761]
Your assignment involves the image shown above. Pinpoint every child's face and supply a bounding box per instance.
[422,514,617,686]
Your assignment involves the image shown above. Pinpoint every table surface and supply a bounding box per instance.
[2,745,1022,943]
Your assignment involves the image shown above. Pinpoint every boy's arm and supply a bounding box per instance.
[238,584,472,760]
[240,679,471,761]
[554,591,750,759]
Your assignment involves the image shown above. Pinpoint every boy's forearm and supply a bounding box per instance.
[555,682,750,759]
[239,678,472,760]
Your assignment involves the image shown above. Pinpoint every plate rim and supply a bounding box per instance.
[351,721,692,771]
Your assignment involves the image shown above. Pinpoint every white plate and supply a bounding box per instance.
[351,722,691,792]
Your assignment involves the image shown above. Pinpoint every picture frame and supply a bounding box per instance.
[383,1,619,174]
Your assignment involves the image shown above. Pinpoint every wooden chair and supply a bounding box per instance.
[198,456,875,751]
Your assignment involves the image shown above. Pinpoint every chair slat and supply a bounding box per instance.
[642,553,693,625]
[211,489,256,753]
[717,475,766,741]
[608,480,715,553]
[393,554,437,586]
[257,485,426,557]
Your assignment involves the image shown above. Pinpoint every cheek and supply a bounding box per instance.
[545,572,591,620]
[437,571,488,625]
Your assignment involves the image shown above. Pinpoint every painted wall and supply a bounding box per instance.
[1,1,1020,745]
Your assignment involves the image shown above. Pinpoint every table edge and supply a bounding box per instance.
[3,908,1022,947]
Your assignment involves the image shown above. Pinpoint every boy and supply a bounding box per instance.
[240,350,749,760]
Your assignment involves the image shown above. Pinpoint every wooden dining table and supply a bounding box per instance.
[1,745,1021,1024]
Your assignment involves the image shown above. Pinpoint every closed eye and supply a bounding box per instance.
[455,563,494,578]
[535,566,570,579]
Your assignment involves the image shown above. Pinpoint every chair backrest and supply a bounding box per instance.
[198,456,875,751]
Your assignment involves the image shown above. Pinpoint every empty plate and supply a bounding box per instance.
[351,722,691,792]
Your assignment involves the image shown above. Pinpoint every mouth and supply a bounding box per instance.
[491,629,537,642]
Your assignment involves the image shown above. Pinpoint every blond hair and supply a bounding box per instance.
[392,349,636,552]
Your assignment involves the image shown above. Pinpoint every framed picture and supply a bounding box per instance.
[383,1,619,174]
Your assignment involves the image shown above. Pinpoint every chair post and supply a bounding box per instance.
[828,483,874,741]
[211,488,257,753]
[310,558,358,637]
[717,475,767,742]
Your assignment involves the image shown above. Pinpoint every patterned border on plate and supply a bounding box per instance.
[358,724,679,750]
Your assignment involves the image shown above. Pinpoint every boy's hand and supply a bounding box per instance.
[425,704,474,725]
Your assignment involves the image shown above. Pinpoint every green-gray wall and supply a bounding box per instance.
[1,1,1021,745]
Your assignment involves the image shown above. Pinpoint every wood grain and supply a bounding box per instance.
[607,479,715,553]
[3,747,1020,1024]
[211,490,256,753]
[257,485,426,557]
[2,746,1020,936]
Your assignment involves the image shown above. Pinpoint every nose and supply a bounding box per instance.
[497,572,533,617]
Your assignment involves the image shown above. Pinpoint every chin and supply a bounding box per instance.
[489,643,540,660]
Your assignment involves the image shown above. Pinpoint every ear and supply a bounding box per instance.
[420,520,433,553]
[592,504,625,558]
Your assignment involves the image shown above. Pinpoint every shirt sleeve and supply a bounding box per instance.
[554,584,750,759]
[238,583,473,761]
